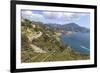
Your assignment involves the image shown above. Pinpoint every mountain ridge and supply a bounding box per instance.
[45,22,89,33]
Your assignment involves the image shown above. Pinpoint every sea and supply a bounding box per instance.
[60,32,90,55]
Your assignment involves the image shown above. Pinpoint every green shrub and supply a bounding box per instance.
[21,33,29,49]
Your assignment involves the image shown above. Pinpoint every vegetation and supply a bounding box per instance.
[21,18,89,63]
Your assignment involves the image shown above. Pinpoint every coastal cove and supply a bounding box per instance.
[60,32,90,55]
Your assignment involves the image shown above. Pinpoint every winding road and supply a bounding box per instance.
[27,31,47,53]
[28,31,42,42]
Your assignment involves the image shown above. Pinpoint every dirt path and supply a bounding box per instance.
[27,30,46,53]
[30,44,47,53]
[28,31,42,42]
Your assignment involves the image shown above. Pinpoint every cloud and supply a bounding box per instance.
[21,10,89,24]
[22,11,33,15]
[21,10,45,22]
[43,12,62,19]
[42,11,81,22]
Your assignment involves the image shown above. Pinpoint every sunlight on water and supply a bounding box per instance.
[80,45,89,51]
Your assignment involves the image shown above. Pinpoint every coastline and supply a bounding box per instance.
[55,31,90,55]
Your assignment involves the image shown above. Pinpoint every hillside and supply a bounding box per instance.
[46,23,89,33]
[21,19,89,63]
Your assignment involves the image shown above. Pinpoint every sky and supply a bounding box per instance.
[21,10,90,28]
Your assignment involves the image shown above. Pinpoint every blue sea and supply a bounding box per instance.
[60,32,90,55]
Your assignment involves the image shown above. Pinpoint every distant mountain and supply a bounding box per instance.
[46,23,90,33]
[62,23,90,32]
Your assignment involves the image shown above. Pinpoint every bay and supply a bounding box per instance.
[60,32,90,55]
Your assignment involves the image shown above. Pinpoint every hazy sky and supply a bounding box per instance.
[21,10,90,28]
